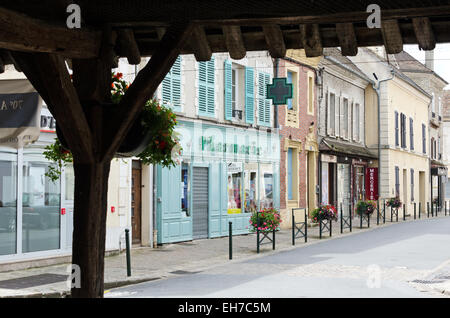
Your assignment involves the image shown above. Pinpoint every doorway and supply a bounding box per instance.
[192,167,209,239]
[131,161,142,244]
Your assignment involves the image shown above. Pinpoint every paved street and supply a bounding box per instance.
[106,216,450,298]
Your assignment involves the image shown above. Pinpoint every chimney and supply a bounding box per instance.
[425,50,434,71]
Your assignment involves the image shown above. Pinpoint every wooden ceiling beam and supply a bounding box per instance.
[381,19,404,54]
[116,29,141,65]
[0,7,101,59]
[191,25,212,61]
[412,17,436,51]
[299,24,323,57]
[222,25,246,60]
[262,24,286,58]
[336,23,358,56]
[0,55,4,74]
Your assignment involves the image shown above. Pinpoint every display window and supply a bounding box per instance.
[244,163,258,213]
[181,163,190,216]
[260,163,273,209]
[0,149,17,256]
[227,162,242,214]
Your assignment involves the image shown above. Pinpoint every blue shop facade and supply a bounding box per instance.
[156,120,280,244]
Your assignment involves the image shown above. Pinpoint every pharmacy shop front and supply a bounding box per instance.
[155,121,280,244]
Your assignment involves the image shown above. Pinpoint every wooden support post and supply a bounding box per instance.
[222,25,246,60]
[191,25,212,61]
[116,29,142,65]
[299,24,323,57]
[381,19,403,54]
[412,17,436,51]
[336,23,358,56]
[263,24,286,58]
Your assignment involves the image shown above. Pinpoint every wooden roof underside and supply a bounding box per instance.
[1,0,450,69]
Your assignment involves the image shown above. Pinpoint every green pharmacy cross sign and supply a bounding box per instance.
[266,77,293,105]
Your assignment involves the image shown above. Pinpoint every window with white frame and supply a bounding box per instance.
[328,92,336,136]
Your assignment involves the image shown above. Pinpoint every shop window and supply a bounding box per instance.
[22,151,60,253]
[287,71,293,110]
[181,163,190,216]
[260,163,274,209]
[0,149,17,256]
[227,163,242,214]
[244,163,258,213]
[65,164,74,201]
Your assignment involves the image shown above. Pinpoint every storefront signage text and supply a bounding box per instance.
[200,136,262,156]
[366,167,379,200]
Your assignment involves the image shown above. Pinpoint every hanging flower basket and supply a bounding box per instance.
[47,72,182,180]
[386,197,402,209]
[355,200,377,216]
[249,208,282,234]
[311,205,338,223]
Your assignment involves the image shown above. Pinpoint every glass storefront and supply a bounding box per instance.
[22,150,60,253]
[337,163,351,216]
[0,148,17,256]
[227,163,242,214]
[181,163,190,216]
[260,163,274,209]
[244,163,258,213]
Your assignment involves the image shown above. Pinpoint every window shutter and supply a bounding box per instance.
[224,60,232,120]
[422,124,426,154]
[410,117,414,150]
[395,166,399,197]
[359,103,363,143]
[264,73,271,125]
[395,111,399,146]
[326,91,331,135]
[207,58,215,115]
[245,66,255,124]
[198,61,208,114]
[352,102,356,141]
[347,99,351,140]
[172,57,182,109]
[198,57,215,116]
[335,96,340,137]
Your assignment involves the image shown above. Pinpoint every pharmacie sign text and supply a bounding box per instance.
[200,136,262,155]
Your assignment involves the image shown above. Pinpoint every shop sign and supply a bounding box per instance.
[0,91,41,148]
[431,167,447,176]
[200,136,262,156]
[321,154,337,163]
[40,107,56,133]
[365,167,378,200]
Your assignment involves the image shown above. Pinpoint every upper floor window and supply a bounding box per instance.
[307,75,314,115]
[395,111,399,146]
[287,71,293,110]
[353,103,360,142]
[327,92,336,136]
[400,113,406,148]
[341,97,349,139]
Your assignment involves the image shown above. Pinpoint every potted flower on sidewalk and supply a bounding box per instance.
[249,208,282,234]
[310,205,338,223]
[386,197,402,209]
[355,200,377,216]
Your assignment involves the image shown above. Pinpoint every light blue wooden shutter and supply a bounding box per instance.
[258,72,271,126]
[198,57,215,117]
[245,66,254,124]
[224,60,232,120]
[162,56,182,111]
[172,57,182,109]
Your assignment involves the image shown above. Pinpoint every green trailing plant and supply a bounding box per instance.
[44,72,182,179]
[386,197,402,208]
[43,138,73,182]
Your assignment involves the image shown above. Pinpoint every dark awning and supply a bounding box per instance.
[319,137,377,160]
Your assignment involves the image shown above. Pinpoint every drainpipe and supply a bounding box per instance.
[373,68,394,200]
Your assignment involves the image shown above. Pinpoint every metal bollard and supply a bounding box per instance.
[403,204,406,221]
[292,212,295,246]
[414,202,416,220]
[273,229,276,250]
[125,228,131,277]
[229,222,232,260]
[305,210,308,243]
[349,204,353,232]
[377,200,380,225]
[383,200,386,224]
[419,202,421,219]
[340,204,343,234]
[427,202,430,218]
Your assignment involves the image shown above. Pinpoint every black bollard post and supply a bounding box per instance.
[403,204,406,221]
[427,202,430,218]
[340,204,343,234]
[391,206,393,222]
[349,204,352,232]
[292,211,295,246]
[383,200,386,224]
[125,229,131,277]
[377,200,380,225]
[330,219,332,237]
[414,202,416,220]
[419,202,421,219]
[229,222,232,260]
[273,229,276,250]
[319,219,322,239]
[305,210,308,243]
